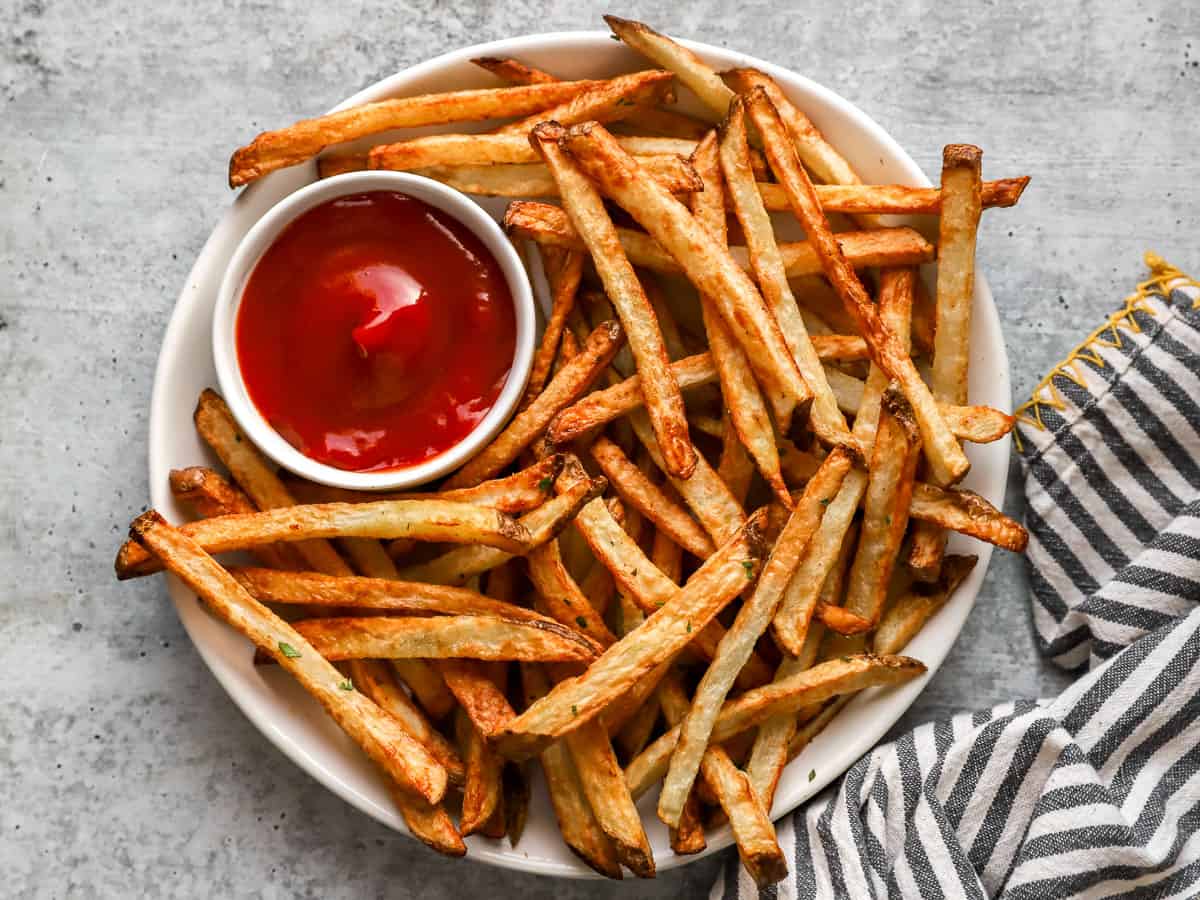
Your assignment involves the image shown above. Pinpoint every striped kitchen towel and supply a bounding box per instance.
[712,254,1200,899]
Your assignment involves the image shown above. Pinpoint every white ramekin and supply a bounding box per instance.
[211,170,535,490]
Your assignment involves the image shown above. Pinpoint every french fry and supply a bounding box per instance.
[875,555,978,655]
[718,408,757,507]
[689,130,790,505]
[442,319,624,489]
[624,653,925,798]
[369,131,700,171]
[657,449,852,827]
[605,16,734,120]
[502,762,532,847]
[398,473,603,585]
[471,55,558,85]
[115,499,531,578]
[911,144,985,580]
[169,467,304,571]
[229,79,608,186]
[351,659,465,784]
[456,708,505,837]
[494,509,768,760]
[842,388,922,625]
[192,389,351,577]
[589,436,714,558]
[129,511,447,804]
[758,177,1030,215]
[615,689,661,761]
[744,88,970,486]
[410,156,701,198]
[564,719,655,877]
[908,483,1029,552]
[671,789,708,855]
[527,537,616,648]
[701,748,788,887]
[532,123,695,479]
[498,69,677,135]
[391,660,455,721]
[721,97,853,447]
[386,784,466,858]
[273,614,598,663]
[521,664,623,879]
[524,247,584,408]
[561,122,812,416]
[437,659,517,737]
[504,201,935,279]
[638,270,689,361]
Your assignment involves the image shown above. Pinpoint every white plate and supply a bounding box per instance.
[149,31,1011,879]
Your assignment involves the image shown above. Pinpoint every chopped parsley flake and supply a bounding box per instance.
[538,477,553,491]
[686,621,692,633]
[808,769,816,782]
[278,642,300,659]
[575,615,588,628]
[820,497,831,507]
[742,560,755,579]
[571,704,579,716]
[338,680,353,692]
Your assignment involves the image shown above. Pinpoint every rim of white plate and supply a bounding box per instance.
[148,30,1011,880]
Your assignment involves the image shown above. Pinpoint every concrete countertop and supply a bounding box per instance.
[2,1,1197,896]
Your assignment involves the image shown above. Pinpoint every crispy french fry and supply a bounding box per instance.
[471,55,559,85]
[527,537,615,648]
[390,660,455,721]
[701,747,788,888]
[410,156,701,198]
[589,436,714,558]
[671,789,708,855]
[229,79,607,186]
[521,664,623,879]
[387,784,466,858]
[745,88,970,486]
[369,131,699,171]
[525,248,584,408]
[169,467,305,571]
[605,16,734,120]
[842,388,921,625]
[271,614,597,663]
[498,69,677,135]
[505,200,934,279]
[351,659,465,785]
[130,511,447,804]
[718,409,757,507]
[875,555,978,655]
[398,473,603,585]
[565,719,655,877]
[689,130,790,505]
[457,708,504,837]
[437,659,517,737]
[908,483,1029,552]
[758,177,1030,215]
[561,122,812,416]
[116,499,530,578]
[532,122,695,479]
[639,270,689,362]
[495,509,767,760]
[657,449,852,827]
[624,653,925,798]
[721,97,852,447]
[442,320,624,489]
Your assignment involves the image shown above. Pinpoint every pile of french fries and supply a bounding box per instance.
[122,16,1032,884]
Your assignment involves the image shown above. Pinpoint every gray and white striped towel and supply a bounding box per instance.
[713,254,1200,898]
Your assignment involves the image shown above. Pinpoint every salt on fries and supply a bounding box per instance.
[122,16,1031,884]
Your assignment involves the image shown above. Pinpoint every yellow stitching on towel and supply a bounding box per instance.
[1014,252,1198,451]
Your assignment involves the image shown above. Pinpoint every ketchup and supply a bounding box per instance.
[236,191,516,472]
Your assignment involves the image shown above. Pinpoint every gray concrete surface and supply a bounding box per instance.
[2,1,1197,896]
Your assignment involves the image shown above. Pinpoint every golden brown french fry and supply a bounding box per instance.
[745,89,970,486]
[409,156,701,198]
[392,660,455,721]
[169,467,305,571]
[615,690,661,761]
[527,537,616,648]
[273,614,597,663]
[495,510,768,760]
[229,79,608,186]
[525,248,584,408]
[399,473,603,586]
[532,123,695,479]
[589,436,714,558]
[561,122,812,416]
[671,789,708,855]
[192,389,351,577]
[718,409,757,507]
[817,604,873,635]
[605,16,734,120]
[565,719,655,877]
[456,708,504,837]
[369,131,698,171]
[689,130,790,505]
[721,97,852,446]
[437,659,517,737]
[130,511,447,804]
[498,69,677,135]
[908,483,1029,552]
[521,664,623,879]
[442,320,624,490]
[758,177,1030,215]
[701,747,788,887]
[624,653,925,798]
[875,555,978,656]
[116,499,530,578]
[504,200,935,279]
[638,270,689,362]
[386,783,467,858]
[316,149,368,178]
[843,388,921,625]
[657,450,852,827]
[351,659,465,785]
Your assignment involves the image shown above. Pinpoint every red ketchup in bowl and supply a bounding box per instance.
[235,190,516,473]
